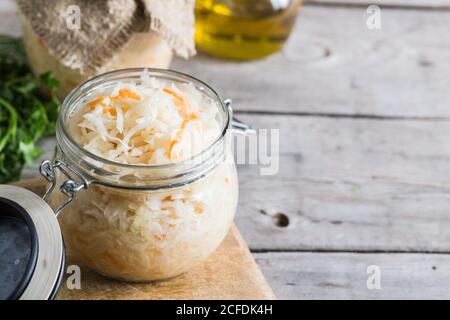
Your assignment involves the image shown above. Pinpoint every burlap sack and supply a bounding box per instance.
[17,0,196,74]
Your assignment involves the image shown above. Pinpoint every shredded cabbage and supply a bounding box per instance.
[70,74,222,165]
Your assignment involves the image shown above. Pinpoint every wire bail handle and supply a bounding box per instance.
[225,99,256,135]
[39,159,89,216]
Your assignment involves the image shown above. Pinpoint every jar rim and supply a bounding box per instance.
[58,68,231,171]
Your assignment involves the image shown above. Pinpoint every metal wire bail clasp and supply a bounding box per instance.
[224,99,256,135]
[39,159,89,216]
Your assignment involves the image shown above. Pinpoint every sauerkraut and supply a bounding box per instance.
[69,70,222,165]
[50,72,238,281]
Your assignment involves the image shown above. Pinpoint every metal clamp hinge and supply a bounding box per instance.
[39,159,89,216]
[224,99,256,135]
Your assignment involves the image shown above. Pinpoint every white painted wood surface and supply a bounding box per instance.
[0,0,20,36]
[173,5,450,118]
[3,0,450,299]
[254,252,450,299]
[235,114,450,253]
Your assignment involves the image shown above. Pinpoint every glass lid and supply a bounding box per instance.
[0,185,64,300]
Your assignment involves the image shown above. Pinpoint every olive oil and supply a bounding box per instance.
[195,0,302,60]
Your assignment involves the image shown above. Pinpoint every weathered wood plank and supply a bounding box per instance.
[254,252,450,299]
[233,114,450,252]
[0,0,20,37]
[173,5,450,117]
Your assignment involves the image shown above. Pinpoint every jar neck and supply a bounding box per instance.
[56,128,231,190]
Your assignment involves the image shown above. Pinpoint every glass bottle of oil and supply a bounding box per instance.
[195,0,302,60]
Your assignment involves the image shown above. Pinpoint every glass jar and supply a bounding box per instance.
[41,69,247,282]
[22,20,173,100]
[195,0,302,60]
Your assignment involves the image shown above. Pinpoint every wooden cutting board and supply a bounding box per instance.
[13,178,276,300]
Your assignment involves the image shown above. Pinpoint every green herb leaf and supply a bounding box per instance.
[0,35,60,183]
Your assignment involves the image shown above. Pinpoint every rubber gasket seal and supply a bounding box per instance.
[0,197,39,300]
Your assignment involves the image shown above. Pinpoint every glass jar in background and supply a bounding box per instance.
[21,20,173,100]
[42,69,242,282]
[195,0,302,60]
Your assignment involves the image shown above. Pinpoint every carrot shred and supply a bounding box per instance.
[163,88,198,159]
[163,195,174,202]
[130,135,146,147]
[162,88,201,159]
[112,88,141,101]
[193,201,204,214]
[167,140,178,159]
[120,88,140,100]
[102,105,117,116]
[166,119,190,159]
[138,150,154,163]
[118,102,132,112]
[163,88,184,104]
[87,96,105,109]
[168,213,178,219]
[162,88,198,121]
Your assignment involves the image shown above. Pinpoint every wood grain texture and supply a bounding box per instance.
[0,0,20,36]
[173,5,450,118]
[13,178,276,300]
[254,252,450,299]
[233,114,450,252]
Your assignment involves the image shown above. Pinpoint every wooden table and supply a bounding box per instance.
[3,0,450,299]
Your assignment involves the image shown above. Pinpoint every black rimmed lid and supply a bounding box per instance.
[0,197,38,300]
[0,185,64,300]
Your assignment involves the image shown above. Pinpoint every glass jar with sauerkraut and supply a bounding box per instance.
[41,69,252,281]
